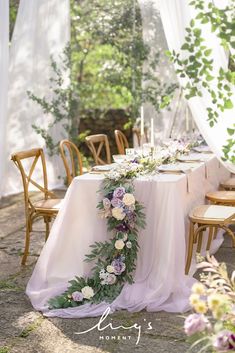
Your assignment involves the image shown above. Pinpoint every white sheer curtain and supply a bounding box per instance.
[160,0,235,173]
[2,0,70,196]
[138,0,193,142]
[0,0,9,198]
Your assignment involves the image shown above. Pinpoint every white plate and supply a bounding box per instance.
[193,145,212,153]
[177,154,204,163]
[158,164,192,174]
[92,164,115,172]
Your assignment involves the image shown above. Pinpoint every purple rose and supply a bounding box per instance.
[111,258,126,275]
[115,223,129,232]
[111,198,124,208]
[113,187,125,199]
[184,314,211,336]
[71,291,84,302]
[213,331,235,351]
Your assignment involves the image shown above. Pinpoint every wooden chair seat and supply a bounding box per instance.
[189,205,235,223]
[34,199,63,211]
[185,204,235,274]
[220,178,235,190]
[206,191,235,205]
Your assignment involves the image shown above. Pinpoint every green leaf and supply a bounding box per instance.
[227,128,235,136]
[224,99,233,109]
[204,49,212,56]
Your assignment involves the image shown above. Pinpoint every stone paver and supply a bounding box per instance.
[0,191,234,353]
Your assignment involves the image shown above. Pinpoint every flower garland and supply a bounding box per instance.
[48,139,198,309]
[48,171,146,309]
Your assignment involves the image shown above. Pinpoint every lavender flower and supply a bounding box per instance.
[213,331,235,351]
[184,314,211,336]
[111,198,124,208]
[71,291,84,302]
[111,257,126,275]
[113,187,125,199]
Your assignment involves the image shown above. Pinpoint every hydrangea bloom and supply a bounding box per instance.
[111,198,124,208]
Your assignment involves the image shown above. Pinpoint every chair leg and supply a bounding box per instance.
[206,226,214,251]
[21,219,31,265]
[222,226,235,248]
[196,229,204,253]
[44,217,51,241]
[213,226,218,239]
[185,221,194,275]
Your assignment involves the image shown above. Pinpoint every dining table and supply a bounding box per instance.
[26,153,231,318]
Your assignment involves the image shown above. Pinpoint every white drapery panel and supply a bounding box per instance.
[2,0,70,196]
[137,0,194,141]
[0,0,9,197]
[160,0,235,173]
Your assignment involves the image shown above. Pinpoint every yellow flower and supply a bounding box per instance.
[191,282,206,295]
[189,294,200,307]
[194,300,208,314]
[112,207,125,220]
[106,265,115,273]
[207,293,225,310]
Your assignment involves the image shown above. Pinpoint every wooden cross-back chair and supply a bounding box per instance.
[132,127,149,146]
[185,205,235,274]
[85,134,111,165]
[11,148,62,265]
[114,130,129,155]
[59,139,83,186]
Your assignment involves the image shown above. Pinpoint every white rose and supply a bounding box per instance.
[112,207,125,220]
[81,286,94,300]
[106,265,115,273]
[115,239,125,250]
[123,193,135,206]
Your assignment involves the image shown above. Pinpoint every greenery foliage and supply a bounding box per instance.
[167,0,235,162]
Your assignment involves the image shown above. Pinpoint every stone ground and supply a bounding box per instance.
[0,191,234,353]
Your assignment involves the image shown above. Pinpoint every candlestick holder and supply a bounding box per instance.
[150,146,155,161]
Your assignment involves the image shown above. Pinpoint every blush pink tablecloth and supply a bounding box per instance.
[26,155,230,318]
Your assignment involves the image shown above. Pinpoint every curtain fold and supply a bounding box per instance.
[2,0,70,196]
[160,0,235,172]
[0,0,9,197]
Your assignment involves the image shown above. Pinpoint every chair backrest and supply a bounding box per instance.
[85,134,111,165]
[59,139,83,185]
[11,148,55,211]
[132,127,149,146]
[114,130,129,155]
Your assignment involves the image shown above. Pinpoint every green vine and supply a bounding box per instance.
[167,0,235,162]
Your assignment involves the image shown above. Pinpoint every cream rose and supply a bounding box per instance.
[115,239,125,250]
[112,207,125,220]
[81,286,94,299]
[123,193,135,206]
[106,265,115,273]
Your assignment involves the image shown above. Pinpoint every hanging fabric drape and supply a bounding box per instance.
[0,0,9,198]
[2,0,70,196]
[137,0,191,142]
[160,0,235,173]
